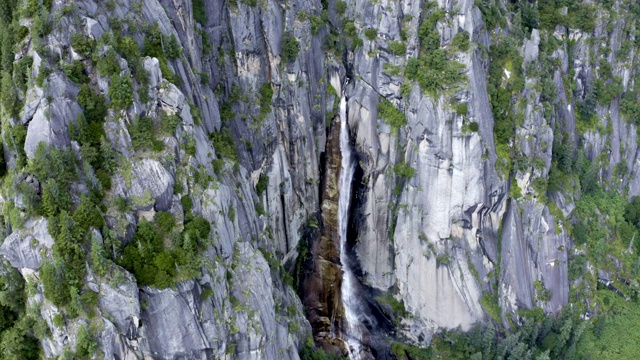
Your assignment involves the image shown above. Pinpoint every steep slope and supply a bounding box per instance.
[0,0,639,359]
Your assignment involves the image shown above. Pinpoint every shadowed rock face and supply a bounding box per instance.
[301,117,348,354]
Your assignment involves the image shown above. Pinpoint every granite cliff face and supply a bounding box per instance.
[0,0,639,358]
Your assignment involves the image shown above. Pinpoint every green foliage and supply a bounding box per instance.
[1,72,20,118]
[211,128,238,162]
[165,34,182,59]
[75,323,98,358]
[0,319,40,360]
[451,31,470,51]
[430,308,586,360]
[256,174,269,196]
[115,36,141,61]
[40,261,71,307]
[117,213,210,288]
[393,162,416,178]
[573,188,628,260]
[391,341,433,360]
[307,13,327,35]
[405,47,466,97]
[91,237,108,278]
[468,121,479,132]
[480,292,502,323]
[535,0,596,32]
[455,103,468,116]
[299,337,346,360]
[97,48,120,77]
[72,196,104,232]
[625,196,640,228]
[621,91,640,126]
[129,116,163,152]
[13,56,32,93]
[160,112,181,135]
[71,34,96,58]
[62,61,89,84]
[77,84,108,138]
[0,264,25,314]
[364,28,377,40]
[28,144,76,215]
[193,0,207,25]
[377,99,406,131]
[109,75,134,111]
[475,0,506,30]
[258,82,274,120]
[35,66,52,88]
[201,288,213,301]
[533,280,553,302]
[576,290,640,358]
[388,41,406,55]
[52,314,64,328]
[375,292,406,322]
[282,32,300,63]
[487,39,524,151]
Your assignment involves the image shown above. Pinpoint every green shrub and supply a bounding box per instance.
[405,49,466,96]
[256,174,269,195]
[391,342,432,360]
[282,32,299,63]
[193,0,207,25]
[455,103,468,115]
[468,121,479,132]
[1,72,19,118]
[35,65,52,87]
[364,28,377,40]
[375,292,406,319]
[452,31,470,51]
[62,60,88,84]
[75,324,99,358]
[13,56,32,92]
[393,162,416,178]
[77,84,108,129]
[160,112,181,135]
[211,128,238,162]
[15,26,28,42]
[52,314,65,328]
[377,99,406,131]
[40,261,70,307]
[307,14,326,35]
[72,195,104,232]
[109,75,134,111]
[71,34,96,58]
[388,41,406,55]
[97,48,120,77]
[258,82,273,119]
[115,36,141,61]
[0,263,25,315]
[0,323,41,360]
[299,337,346,360]
[201,288,214,301]
[129,116,156,150]
[165,34,182,59]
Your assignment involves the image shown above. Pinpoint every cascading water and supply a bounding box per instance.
[338,96,364,358]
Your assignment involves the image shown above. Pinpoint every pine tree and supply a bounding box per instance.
[90,237,108,277]
[40,180,59,217]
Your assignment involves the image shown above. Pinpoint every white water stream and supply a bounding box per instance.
[338,96,363,359]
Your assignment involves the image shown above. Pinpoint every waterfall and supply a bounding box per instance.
[338,96,363,358]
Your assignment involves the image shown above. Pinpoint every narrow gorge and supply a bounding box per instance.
[0,0,639,359]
